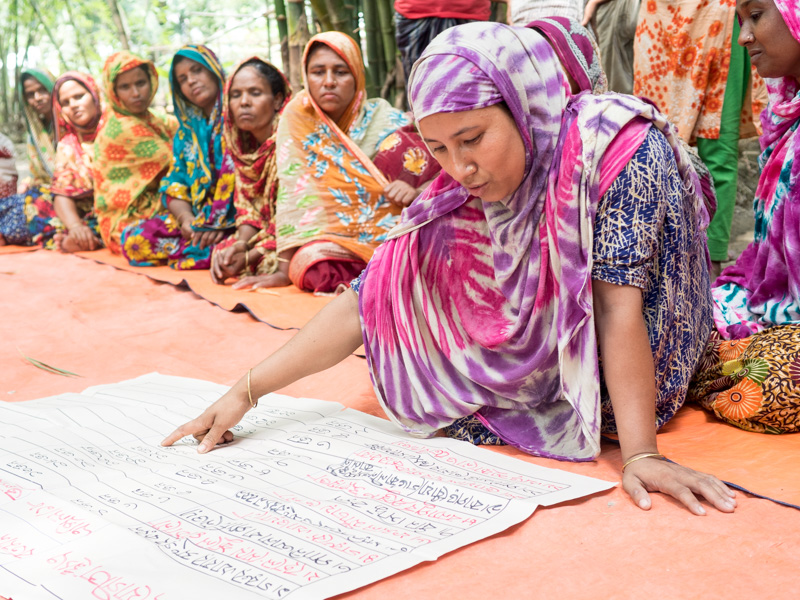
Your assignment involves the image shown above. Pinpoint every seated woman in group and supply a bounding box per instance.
[688,0,800,435]
[164,23,736,516]
[251,31,440,293]
[121,45,236,269]
[0,68,60,248]
[209,57,292,285]
[50,71,104,253]
[93,51,178,254]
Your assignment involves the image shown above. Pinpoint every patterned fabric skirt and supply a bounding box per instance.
[443,416,507,447]
[120,214,232,270]
[687,325,800,434]
[289,240,367,293]
[0,186,58,248]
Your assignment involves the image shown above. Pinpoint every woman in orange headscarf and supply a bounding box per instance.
[263,32,439,293]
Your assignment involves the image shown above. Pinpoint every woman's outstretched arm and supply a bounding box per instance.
[161,288,363,452]
[593,280,737,515]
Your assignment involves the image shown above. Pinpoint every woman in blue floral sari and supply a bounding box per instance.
[121,45,236,269]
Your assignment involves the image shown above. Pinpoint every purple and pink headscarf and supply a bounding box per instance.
[358,23,705,460]
[528,17,607,95]
[712,0,800,338]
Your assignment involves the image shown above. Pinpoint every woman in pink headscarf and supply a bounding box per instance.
[689,0,800,435]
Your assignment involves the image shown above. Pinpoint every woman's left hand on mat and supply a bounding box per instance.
[623,458,737,515]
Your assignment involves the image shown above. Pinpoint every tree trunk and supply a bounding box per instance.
[348,0,361,48]
[64,1,93,73]
[0,31,8,125]
[105,0,131,50]
[307,0,334,32]
[27,0,69,72]
[362,0,382,97]
[274,0,291,76]
[12,0,19,120]
[375,0,396,86]
[286,0,311,92]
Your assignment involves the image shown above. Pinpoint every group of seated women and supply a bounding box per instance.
[0,32,439,293]
[5,2,800,516]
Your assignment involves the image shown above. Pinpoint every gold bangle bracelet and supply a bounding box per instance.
[622,452,666,473]
[246,368,257,409]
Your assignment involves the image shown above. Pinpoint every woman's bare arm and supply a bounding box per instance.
[161,288,363,452]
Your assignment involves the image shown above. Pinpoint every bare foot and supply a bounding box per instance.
[232,272,292,290]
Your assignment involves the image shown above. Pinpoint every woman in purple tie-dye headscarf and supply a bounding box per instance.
[164,23,737,515]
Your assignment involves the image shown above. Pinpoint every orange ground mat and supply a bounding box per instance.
[3,250,799,599]
[74,247,332,330]
[0,245,37,255]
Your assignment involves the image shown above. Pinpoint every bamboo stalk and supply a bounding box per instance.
[286,0,310,91]
[0,31,8,124]
[27,0,69,71]
[64,1,93,73]
[349,0,361,47]
[375,0,396,81]
[274,0,291,76]
[104,0,131,50]
[308,0,334,32]
[361,0,382,97]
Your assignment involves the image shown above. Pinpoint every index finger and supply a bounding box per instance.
[161,418,208,447]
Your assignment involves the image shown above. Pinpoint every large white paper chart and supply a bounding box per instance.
[0,373,614,599]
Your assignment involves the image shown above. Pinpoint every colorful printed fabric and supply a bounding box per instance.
[358,23,711,461]
[276,32,435,289]
[528,17,608,95]
[210,56,293,277]
[0,186,57,247]
[595,128,713,433]
[0,133,17,198]
[93,51,178,254]
[50,72,104,239]
[712,0,800,339]
[160,45,236,231]
[688,325,800,434]
[633,0,765,143]
[19,68,57,184]
[122,216,215,269]
[122,46,236,269]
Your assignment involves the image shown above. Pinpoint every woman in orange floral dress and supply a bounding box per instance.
[93,51,178,254]
[263,32,441,294]
[634,0,766,278]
